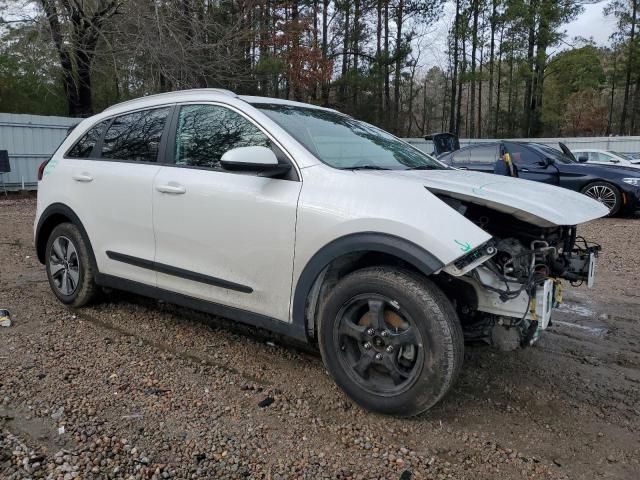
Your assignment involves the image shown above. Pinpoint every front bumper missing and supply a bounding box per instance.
[465,267,557,327]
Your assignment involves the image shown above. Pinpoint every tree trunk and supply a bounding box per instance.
[469,0,479,138]
[291,0,302,101]
[321,0,330,105]
[449,0,460,134]
[478,18,484,138]
[377,0,383,119]
[507,41,515,137]
[312,0,319,99]
[341,0,351,103]
[522,0,538,137]
[406,64,416,136]
[620,0,637,135]
[394,0,404,133]
[40,0,80,116]
[353,0,361,105]
[631,72,640,134]
[607,52,617,136]
[494,22,504,138]
[488,0,497,136]
[531,1,550,137]
[456,31,466,137]
[384,1,390,119]
[259,0,270,94]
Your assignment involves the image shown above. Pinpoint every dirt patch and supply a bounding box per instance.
[1,196,639,479]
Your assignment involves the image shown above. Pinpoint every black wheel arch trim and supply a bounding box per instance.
[35,203,98,270]
[292,232,445,340]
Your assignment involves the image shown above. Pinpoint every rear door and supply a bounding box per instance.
[450,144,498,173]
[152,103,301,322]
[58,106,172,286]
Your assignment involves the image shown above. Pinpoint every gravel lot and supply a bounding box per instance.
[1,196,639,480]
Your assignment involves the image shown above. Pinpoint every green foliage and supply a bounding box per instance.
[0,26,66,115]
[541,46,606,134]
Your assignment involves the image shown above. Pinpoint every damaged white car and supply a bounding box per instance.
[34,90,608,417]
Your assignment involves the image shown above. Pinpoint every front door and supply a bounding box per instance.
[505,142,559,185]
[152,103,301,322]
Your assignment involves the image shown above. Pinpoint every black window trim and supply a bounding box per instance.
[63,103,177,165]
[165,101,301,182]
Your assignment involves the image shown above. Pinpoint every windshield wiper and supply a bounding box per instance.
[406,165,438,170]
[343,165,391,171]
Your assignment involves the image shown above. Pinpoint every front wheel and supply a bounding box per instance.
[318,267,463,417]
[581,181,622,216]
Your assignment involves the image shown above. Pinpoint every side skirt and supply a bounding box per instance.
[94,273,308,342]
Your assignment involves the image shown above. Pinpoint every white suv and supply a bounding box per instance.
[35,89,608,416]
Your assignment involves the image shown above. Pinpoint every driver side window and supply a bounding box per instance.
[174,104,271,169]
[504,143,540,167]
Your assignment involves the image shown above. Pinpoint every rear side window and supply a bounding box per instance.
[468,145,498,164]
[102,107,170,162]
[67,121,108,158]
[174,104,270,169]
[449,148,469,165]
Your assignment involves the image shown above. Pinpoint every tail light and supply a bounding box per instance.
[37,158,50,181]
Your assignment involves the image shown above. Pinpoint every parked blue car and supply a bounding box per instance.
[436,139,640,217]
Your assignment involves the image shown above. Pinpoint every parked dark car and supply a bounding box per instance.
[437,141,640,216]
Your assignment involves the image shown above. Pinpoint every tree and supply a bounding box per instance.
[40,0,120,116]
[606,0,640,134]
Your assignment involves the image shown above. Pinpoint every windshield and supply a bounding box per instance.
[526,143,575,164]
[610,151,632,160]
[254,104,446,170]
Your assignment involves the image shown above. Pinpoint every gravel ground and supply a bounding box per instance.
[1,196,639,480]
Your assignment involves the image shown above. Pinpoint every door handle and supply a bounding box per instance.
[520,168,530,172]
[457,166,468,170]
[72,173,93,182]
[156,183,186,194]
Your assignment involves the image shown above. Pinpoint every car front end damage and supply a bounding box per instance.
[435,196,601,350]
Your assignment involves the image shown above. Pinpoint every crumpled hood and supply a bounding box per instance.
[371,169,610,227]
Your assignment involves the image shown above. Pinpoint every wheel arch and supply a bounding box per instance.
[36,203,97,270]
[292,232,445,341]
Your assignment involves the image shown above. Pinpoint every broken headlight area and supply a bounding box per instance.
[437,197,601,350]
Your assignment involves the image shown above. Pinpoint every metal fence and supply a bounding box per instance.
[2,111,640,191]
[0,113,79,191]
[405,136,640,156]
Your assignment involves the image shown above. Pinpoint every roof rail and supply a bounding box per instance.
[103,88,237,112]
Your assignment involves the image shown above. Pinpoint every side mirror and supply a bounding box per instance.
[578,155,588,163]
[538,157,554,168]
[611,159,620,164]
[220,146,283,173]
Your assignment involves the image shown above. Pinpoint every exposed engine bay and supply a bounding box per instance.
[436,196,601,350]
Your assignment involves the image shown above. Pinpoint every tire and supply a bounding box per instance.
[581,181,622,216]
[318,267,463,417]
[45,222,99,307]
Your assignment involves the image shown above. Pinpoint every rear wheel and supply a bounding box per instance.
[45,223,99,307]
[581,181,622,216]
[318,267,463,417]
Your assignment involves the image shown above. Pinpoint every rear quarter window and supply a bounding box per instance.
[66,121,109,158]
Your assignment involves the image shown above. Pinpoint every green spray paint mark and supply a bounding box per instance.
[43,159,58,176]
[455,240,472,252]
